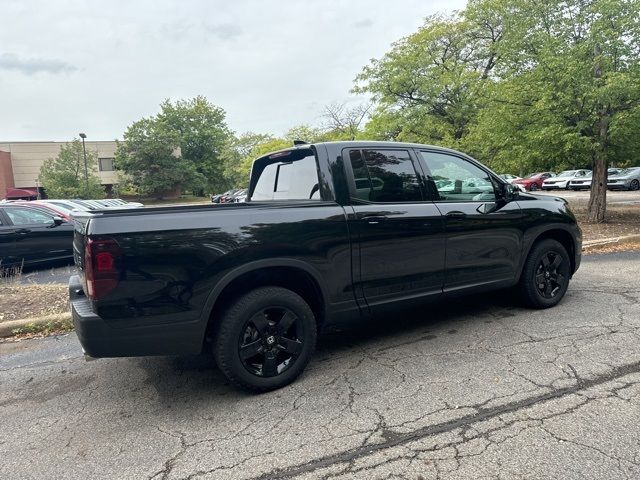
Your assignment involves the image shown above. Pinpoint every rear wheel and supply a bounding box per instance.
[630,179,640,191]
[518,239,571,309]
[213,286,317,392]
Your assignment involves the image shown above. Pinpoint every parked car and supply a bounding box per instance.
[69,141,582,392]
[542,170,591,190]
[607,167,640,191]
[210,194,223,204]
[499,174,521,183]
[219,189,241,203]
[0,204,73,267]
[4,200,72,220]
[568,172,593,190]
[231,189,248,203]
[512,172,556,191]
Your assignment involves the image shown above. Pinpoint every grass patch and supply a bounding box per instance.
[10,315,74,337]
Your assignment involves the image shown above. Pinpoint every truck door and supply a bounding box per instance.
[343,147,446,312]
[416,150,523,292]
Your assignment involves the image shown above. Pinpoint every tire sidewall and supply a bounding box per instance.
[521,239,571,308]
[214,287,317,392]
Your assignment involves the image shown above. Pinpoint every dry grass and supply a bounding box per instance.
[0,283,69,323]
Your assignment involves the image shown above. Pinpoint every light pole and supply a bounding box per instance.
[79,132,89,193]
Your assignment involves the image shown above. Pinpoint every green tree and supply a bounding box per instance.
[356,0,640,222]
[38,139,105,199]
[472,0,640,222]
[115,117,205,199]
[157,96,233,194]
[354,10,503,146]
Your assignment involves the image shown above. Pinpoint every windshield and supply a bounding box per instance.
[557,170,576,177]
[619,167,640,175]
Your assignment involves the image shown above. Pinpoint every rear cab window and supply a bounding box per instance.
[346,148,425,203]
[250,148,322,201]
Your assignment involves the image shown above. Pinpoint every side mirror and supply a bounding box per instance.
[501,183,519,202]
[52,216,64,227]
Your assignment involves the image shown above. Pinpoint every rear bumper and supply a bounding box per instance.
[69,275,205,358]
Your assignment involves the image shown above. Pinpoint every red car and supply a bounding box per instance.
[513,172,556,191]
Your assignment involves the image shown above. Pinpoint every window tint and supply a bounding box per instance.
[348,149,423,203]
[252,153,320,201]
[419,151,496,202]
[5,207,54,225]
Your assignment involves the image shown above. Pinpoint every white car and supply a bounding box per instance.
[542,170,591,190]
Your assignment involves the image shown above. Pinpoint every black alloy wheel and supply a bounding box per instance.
[630,179,640,191]
[530,183,539,191]
[519,239,571,308]
[214,286,317,392]
[238,307,303,378]
[534,252,565,299]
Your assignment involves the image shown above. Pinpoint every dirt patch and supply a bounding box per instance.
[574,205,640,242]
[0,283,68,322]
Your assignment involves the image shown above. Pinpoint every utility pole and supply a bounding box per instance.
[79,132,89,194]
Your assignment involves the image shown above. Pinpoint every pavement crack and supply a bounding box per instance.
[252,359,640,480]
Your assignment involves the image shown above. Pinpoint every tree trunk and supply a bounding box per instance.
[587,42,607,224]
[586,112,608,223]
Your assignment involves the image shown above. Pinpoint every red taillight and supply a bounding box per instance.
[84,238,122,300]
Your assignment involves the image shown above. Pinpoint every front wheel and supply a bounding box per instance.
[530,183,538,191]
[630,179,640,191]
[213,286,317,392]
[518,239,572,309]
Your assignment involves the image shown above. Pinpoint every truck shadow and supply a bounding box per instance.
[133,289,522,401]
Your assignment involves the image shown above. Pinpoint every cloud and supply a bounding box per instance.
[352,18,374,28]
[203,23,243,40]
[0,53,77,75]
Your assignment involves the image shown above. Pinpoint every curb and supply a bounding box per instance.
[582,234,640,249]
[0,312,72,338]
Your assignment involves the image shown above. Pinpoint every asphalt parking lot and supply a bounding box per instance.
[1,251,639,480]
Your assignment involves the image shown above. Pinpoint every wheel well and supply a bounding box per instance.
[207,266,325,334]
[531,229,576,273]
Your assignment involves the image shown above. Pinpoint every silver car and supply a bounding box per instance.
[543,169,591,190]
[607,167,640,191]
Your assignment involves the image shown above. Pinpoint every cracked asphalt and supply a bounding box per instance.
[1,251,640,480]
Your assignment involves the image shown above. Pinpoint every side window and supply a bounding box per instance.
[419,151,496,202]
[5,207,54,225]
[252,153,320,201]
[348,149,423,203]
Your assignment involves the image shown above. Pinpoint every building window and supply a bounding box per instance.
[99,157,115,171]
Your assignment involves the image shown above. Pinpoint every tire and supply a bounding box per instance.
[518,239,572,309]
[213,286,317,392]
[630,179,640,191]
[530,183,538,191]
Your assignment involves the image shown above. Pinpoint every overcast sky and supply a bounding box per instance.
[1,0,467,141]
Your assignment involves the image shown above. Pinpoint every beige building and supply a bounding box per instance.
[0,141,119,199]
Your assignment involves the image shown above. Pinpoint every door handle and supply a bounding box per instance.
[445,211,467,219]
[362,215,387,225]
[15,228,31,234]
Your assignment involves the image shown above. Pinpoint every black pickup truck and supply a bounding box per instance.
[70,141,581,391]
